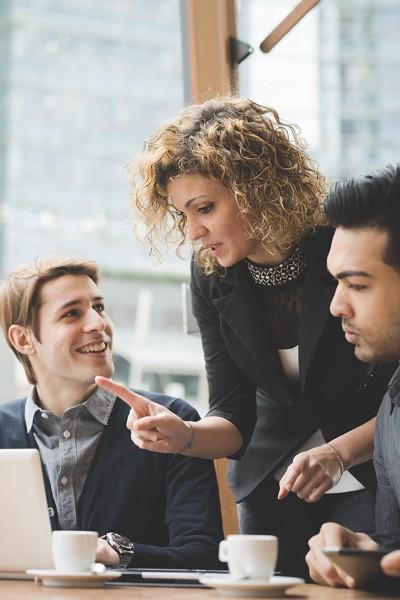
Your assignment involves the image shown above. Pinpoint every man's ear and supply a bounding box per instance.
[8,325,36,356]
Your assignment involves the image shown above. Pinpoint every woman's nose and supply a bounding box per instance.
[187,219,207,242]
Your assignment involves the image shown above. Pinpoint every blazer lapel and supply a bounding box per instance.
[212,261,293,406]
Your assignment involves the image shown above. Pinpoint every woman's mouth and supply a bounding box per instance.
[208,243,223,257]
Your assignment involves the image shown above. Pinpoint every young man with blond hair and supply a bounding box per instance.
[0,257,222,569]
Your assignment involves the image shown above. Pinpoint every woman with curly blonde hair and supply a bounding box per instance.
[97,97,394,577]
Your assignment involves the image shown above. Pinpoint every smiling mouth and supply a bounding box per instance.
[77,342,107,354]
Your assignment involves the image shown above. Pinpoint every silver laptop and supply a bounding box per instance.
[0,449,53,578]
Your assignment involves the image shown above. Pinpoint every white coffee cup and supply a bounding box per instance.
[52,531,98,573]
[218,534,278,580]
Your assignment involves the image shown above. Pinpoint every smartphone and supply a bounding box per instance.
[322,547,393,589]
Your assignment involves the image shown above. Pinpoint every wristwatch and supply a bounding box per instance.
[101,532,135,568]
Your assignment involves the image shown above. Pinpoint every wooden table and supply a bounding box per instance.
[0,580,391,599]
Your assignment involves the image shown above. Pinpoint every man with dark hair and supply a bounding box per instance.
[306,164,400,586]
[0,257,223,569]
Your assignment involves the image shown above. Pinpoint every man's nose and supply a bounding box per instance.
[84,309,106,332]
[330,287,351,318]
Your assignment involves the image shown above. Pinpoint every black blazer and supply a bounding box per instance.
[191,227,396,502]
[0,391,223,568]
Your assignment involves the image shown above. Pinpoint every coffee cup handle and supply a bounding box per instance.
[218,540,229,563]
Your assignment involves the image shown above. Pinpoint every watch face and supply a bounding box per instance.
[111,533,134,551]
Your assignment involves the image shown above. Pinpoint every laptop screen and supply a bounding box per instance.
[0,449,53,575]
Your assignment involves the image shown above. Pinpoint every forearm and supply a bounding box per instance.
[182,416,243,459]
[132,538,221,569]
[328,417,376,470]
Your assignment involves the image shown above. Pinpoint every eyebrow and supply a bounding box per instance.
[335,270,371,279]
[183,194,208,210]
[56,296,104,312]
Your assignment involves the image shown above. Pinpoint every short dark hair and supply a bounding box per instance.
[324,164,400,270]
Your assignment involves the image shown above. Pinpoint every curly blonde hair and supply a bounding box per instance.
[129,96,328,274]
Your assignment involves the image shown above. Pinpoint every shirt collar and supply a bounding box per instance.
[387,363,400,406]
[24,388,41,433]
[24,386,116,432]
[83,386,116,425]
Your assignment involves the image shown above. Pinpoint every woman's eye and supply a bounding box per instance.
[94,303,105,313]
[198,204,213,214]
[63,310,78,318]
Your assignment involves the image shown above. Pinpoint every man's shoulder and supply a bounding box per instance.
[0,399,27,446]
[117,390,200,422]
[133,390,200,421]
[377,365,400,423]
[0,398,26,421]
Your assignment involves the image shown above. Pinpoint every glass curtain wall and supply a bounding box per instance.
[0,0,207,409]
[237,0,400,181]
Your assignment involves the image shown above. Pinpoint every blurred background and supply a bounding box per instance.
[0,0,399,409]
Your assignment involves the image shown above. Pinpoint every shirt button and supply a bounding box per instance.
[63,430,71,439]
[61,476,68,485]
[41,412,48,419]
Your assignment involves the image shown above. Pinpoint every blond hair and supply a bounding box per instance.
[129,96,328,274]
[0,257,99,384]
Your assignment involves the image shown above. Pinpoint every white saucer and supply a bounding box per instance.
[26,568,121,588]
[199,574,304,597]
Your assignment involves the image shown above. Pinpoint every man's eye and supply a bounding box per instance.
[63,309,78,318]
[94,303,105,313]
[349,284,367,291]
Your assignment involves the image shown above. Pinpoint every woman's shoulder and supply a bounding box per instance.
[191,255,241,292]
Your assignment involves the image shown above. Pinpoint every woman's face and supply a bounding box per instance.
[167,174,282,267]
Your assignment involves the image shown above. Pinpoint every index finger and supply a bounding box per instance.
[281,456,308,490]
[95,376,150,417]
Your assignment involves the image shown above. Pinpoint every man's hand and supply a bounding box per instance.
[95,376,193,453]
[96,538,119,566]
[278,444,344,502]
[306,522,378,588]
[381,550,400,577]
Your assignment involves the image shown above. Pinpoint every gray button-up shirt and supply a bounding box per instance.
[374,364,400,551]
[25,387,116,529]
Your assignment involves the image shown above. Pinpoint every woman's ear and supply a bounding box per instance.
[8,325,36,355]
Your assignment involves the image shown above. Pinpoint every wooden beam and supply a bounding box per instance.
[185,0,237,103]
[260,0,320,53]
[214,458,239,536]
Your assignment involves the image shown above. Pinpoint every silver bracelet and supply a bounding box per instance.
[327,442,345,478]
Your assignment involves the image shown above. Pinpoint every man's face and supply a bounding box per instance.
[30,274,114,393]
[328,227,400,363]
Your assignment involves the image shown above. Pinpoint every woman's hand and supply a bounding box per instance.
[278,443,345,502]
[95,377,193,454]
